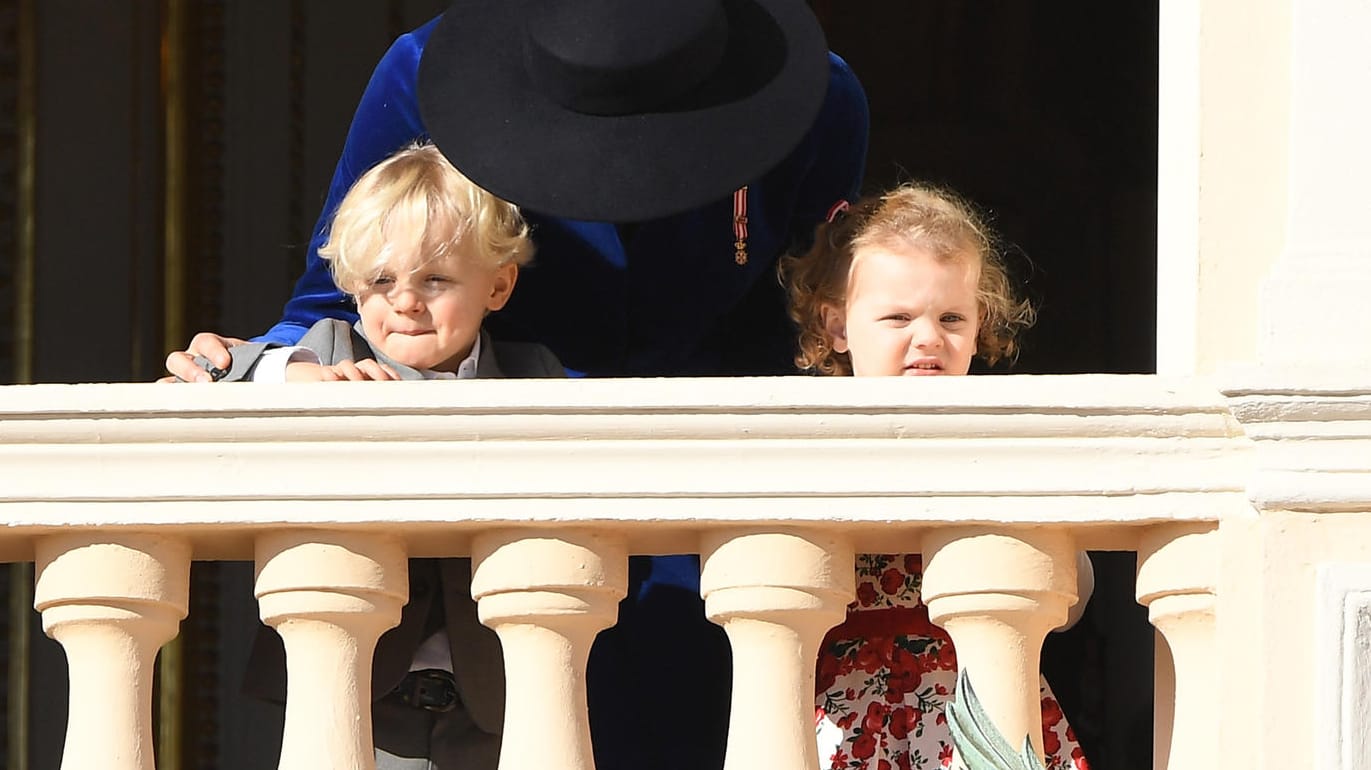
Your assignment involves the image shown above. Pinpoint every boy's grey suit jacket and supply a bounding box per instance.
[233,318,564,736]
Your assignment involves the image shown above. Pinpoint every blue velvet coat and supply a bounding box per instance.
[257,15,869,770]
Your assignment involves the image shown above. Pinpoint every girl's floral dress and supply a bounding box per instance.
[814,554,1089,770]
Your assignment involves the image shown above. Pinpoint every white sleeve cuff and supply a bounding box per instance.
[251,346,320,383]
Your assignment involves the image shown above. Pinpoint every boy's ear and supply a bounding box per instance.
[821,303,849,354]
[485,262,518,311]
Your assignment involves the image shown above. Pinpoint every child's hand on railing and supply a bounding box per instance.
[286,359,400,382]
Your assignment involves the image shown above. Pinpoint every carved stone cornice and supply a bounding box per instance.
[1223,369,1371,513]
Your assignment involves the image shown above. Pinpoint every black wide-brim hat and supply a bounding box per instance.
[418,0,829,222]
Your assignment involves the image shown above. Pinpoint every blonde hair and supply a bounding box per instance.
[780,183,1035,376]
[319,143,533,293]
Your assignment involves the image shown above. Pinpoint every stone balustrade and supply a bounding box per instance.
[0,373,1329,770]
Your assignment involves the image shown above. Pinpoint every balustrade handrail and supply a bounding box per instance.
[0,374,1250,560]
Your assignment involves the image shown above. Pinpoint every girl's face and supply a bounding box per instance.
[823,243,980,377]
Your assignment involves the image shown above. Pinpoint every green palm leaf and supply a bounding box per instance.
[945,669,1045,770]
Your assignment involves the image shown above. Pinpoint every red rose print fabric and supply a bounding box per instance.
[814,554,1088,770]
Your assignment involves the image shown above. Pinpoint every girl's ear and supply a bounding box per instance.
[821,303,849,354]
[485,262,519,311]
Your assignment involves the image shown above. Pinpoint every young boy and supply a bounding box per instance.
[207,142,561,383]
[222,142,563,770]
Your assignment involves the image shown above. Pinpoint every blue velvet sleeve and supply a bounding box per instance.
[255,20,438,345]
[791,53,870,246]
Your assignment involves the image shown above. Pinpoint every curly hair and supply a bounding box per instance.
[779,184,1035,376]
[319,142,533,294]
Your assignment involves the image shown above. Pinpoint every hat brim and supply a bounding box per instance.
[418,0,829,222]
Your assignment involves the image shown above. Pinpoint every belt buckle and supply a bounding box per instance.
[398,669,459,713]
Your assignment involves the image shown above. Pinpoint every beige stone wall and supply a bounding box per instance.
[1156,0,1291,376]
[1220,511,1371,770]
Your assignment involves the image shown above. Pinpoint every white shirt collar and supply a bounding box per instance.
[421,332,481,381]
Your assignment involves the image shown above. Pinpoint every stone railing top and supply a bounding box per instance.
[1220,366,1371,513]
[0,375,1254,559]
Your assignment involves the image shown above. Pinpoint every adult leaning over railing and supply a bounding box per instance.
[159,1,870,769]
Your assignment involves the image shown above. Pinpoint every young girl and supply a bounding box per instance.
[780,185,1088,770]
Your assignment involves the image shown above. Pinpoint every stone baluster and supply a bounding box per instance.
[34,533,191,770]
[921,528,1078,760]
[1136,523,1218,770]
[255,531,408,770]
[471,530,627,770]
[700,530,854,770]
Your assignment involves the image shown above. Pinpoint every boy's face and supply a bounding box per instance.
[823,243,979,377]
[355,246,516,372]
